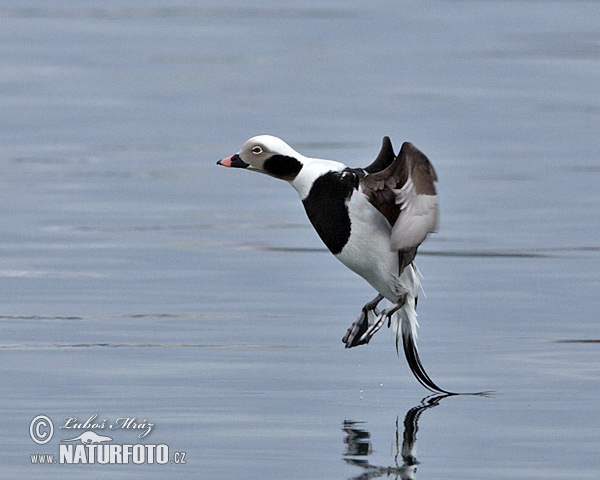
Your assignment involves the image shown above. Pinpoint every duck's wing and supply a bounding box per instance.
[361,142,438,272]
[363,136,396,174]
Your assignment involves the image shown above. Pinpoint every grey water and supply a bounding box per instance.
[1,1,600,478]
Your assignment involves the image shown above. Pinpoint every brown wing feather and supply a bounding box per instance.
[363,136,396,174]
[398,247,418,275]
[361,141,438,274]
[361,142,410,226]
[405,143,438,194]
[364,187,399,227]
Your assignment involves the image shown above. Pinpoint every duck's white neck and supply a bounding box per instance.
[290,157,346,200]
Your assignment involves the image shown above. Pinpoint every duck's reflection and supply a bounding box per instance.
[343,394,450,480]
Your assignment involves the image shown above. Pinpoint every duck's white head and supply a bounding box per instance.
[217,135,305,181]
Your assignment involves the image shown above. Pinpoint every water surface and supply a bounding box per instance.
[1,1,599,478]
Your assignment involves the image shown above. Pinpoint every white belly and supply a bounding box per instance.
[335,191,415,301]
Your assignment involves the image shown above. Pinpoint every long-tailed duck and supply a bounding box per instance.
[218,135,450,393]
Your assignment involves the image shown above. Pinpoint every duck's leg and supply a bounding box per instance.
[357,301,404,345]
[342,294,384,348]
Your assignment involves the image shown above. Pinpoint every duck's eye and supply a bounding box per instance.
[251,146,263,155]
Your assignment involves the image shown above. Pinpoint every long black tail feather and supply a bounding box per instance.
[402,328,455,395]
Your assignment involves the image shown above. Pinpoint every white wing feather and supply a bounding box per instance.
[390,177,439,251]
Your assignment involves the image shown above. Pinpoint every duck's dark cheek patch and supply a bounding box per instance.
[263,155,303,180]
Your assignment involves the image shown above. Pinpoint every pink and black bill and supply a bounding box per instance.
[217,154,249,168]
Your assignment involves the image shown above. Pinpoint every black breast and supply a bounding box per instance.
[301,170,361,255]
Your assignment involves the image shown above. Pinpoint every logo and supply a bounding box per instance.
[61,431,113,444]
[30,415,54,445]
[28,414,186,466]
